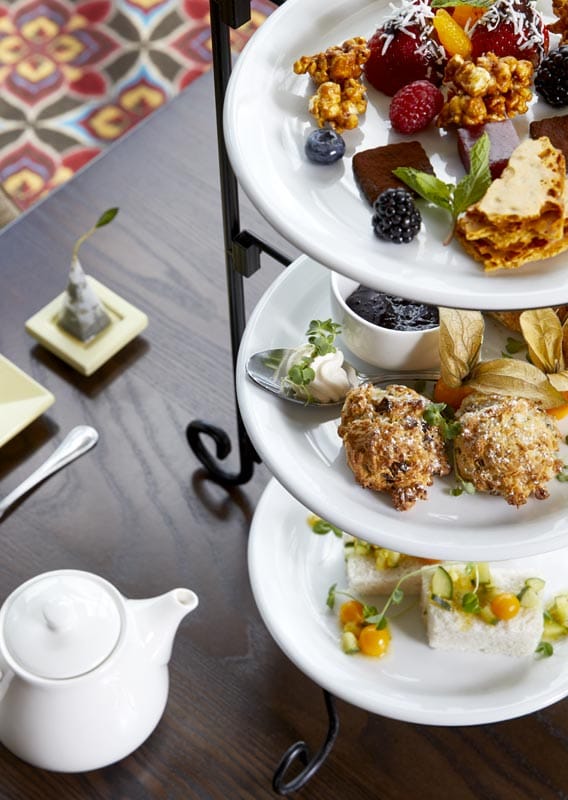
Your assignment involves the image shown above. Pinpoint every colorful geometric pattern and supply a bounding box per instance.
[0,0,273,211]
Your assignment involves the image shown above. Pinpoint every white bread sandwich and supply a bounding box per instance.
[345,538,437,595]
[421,563,545,657]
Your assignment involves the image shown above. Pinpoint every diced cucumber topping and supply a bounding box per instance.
[543,619,568,641]
[518,586,540,609]
[526,577,546,593]
[479,604,499,625]
[476,562,492,585]
[431,594,452,611]
[431,566,453,600]
[341,631,360,654]
[552,595,568,626]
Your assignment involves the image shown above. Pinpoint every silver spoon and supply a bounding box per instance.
[246,348,440,407]
[0,425,99,520]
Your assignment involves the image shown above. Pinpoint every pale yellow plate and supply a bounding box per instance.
[25,277,148,376]
[0,355,55,447]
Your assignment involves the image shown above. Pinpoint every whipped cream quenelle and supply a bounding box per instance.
[282,345,358,403]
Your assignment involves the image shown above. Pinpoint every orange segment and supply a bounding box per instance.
[433,8,473,58]
[452,4,486,30]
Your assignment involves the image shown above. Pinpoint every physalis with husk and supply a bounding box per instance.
[432,308,565,505]
[433,307,567,413]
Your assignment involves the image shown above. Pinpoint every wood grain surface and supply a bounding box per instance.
[1,68,568,800]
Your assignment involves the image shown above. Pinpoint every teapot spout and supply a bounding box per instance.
[129,588,198,665]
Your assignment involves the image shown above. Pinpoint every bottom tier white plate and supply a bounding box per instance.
[249,478,568,726]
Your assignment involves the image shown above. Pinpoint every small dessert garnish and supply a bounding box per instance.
[372,188,422,243]
[432,8,472,58]
[457,119,520,179]
[278,319,357,403]
[293,38,370,132]
[305,128,345,164]
[364,0,447,96]
[530,114,568,164]
[469,0,549,67]
[394,132,491,244]
[337,383,451,511]
[535,47,568,108]
[345,285,439,330]
[455,137,566,270]
[422,564,546,657]
[326,582,393,657]
[437,52,534,128]
[389,80,444,135]
[352,141,434,205]
[58,207,118,342]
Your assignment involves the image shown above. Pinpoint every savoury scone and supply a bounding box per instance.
[338,384,451,511]
[454,392,562,506]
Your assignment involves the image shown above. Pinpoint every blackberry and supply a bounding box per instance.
[372,188,421,244]
[535,47,568,107]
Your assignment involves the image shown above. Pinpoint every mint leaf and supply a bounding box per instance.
[394,133,491,244]
[392,168,453,213]
[453,134,491,216]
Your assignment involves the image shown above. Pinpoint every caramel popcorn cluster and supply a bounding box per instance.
[293,37,370,132]
[437,53,533,128]
[550,0,568,43]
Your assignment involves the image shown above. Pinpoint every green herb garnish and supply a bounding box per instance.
[282,318,342,400]
[423,402,462,440]
[557,464,568,482]
[536,641,554,658]
[394,133,491,245]
[310,518,343,537]
[72,207,119,262]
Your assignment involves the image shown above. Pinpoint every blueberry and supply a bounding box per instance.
[305,128,346,164]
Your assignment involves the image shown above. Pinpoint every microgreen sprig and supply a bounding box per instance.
[394,133,491,245]
[310,517,343,537]
[283,319,342,398]
[423,402,462,440]
[72,207,119,262]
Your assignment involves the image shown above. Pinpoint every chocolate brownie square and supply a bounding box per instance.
[352,141,434,205]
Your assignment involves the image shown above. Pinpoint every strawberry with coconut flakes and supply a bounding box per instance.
[365,0,447,96]
[470,0,549,67]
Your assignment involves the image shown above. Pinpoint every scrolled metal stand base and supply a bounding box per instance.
[188,0,341,788]
[272,690,339,796]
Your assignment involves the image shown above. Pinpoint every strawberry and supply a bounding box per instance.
[364,0,447,96]
[470,0,549,67]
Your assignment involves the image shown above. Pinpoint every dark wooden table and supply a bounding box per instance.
[1,68,568,800]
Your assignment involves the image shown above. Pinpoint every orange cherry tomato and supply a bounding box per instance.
[433,377,473,412]
[490,593,521,621]
[358,624,391,657]
[339,600,365,626]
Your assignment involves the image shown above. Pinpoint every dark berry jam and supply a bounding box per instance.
[346,285,439,331]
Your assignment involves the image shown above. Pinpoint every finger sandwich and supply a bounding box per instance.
[345,538,436,595]
[421,564,545,657]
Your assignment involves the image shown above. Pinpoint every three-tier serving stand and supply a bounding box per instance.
[186,0,568,793]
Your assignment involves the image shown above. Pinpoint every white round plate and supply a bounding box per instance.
[224,0,568,311]
[249,478,568,725]
[237,255,568,561]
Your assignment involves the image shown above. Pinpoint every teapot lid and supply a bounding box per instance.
[2,571,122,680]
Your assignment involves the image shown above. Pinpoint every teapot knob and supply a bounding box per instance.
[42,598,77,632]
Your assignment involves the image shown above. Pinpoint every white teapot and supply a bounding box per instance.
[0,569,198,772]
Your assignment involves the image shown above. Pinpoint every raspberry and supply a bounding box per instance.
[535,47,568,107]
[372,188,422,244]
[364,0,447,97]
[389,80,444,134]
[469,0,549,67]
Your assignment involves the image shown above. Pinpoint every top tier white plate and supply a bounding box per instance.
[224,0,568,310]
[236,255,568,562]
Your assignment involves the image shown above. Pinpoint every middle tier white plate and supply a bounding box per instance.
[236,255,568,561]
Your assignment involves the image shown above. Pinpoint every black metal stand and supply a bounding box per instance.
[186,0,339,791]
